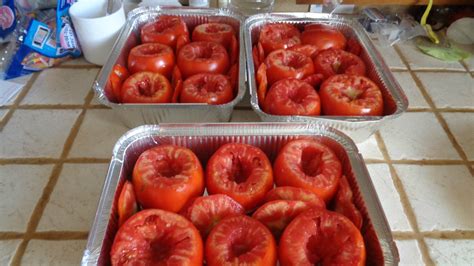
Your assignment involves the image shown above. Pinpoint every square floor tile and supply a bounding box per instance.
[464,56,474,72]
[37,164,108,231]
[68,110,129,159]
[230,110,261,122]
[396,40,465,71]
[392,72,429,109]
[1,74,32,106]
[395,240,424,266]
[367,164,412,231]
[60,56,95,66]
[379,112,460,160]
[274,0,309,11]
[0,109,7,122]
[0,240,21,266]
[22,240,86,265]
[372,40,407,70]
[395,165,474,231]
[425,239,474,265]
[416,72,473,109]
[356,134,384,160]
[0,165,52,231]
[21,68,98,105]
[442,113,474,160]
[0,110,80,158]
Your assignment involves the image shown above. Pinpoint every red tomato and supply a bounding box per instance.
[334,175,363,229]
[304,23,335,32]
[176,34,191,53]
[259,23,301,54]
[182,194,245,238]
[256,63,268,107]
[121,72,172,104]
[274,139,342,202]
[264,186,326,208]
[252,45,260,71]
[313,48,366,79]
[252,200,314,239]
[171,66,183,103]
[140,15,189,48]
[228,63,238,94]
[319,74,384,116]
[192,23,235,47]
[111,209,203,266]
[302,73,324,88]
[346,38,362,56]
[279,208,366,266]
[265,49,314,85]
[205,215,277,266]
[180,73,233,105]
[132,145,204,212]
[229,34,239,65]
[263,78,321,116]
[288,44,320,59]
[206,143,273,211]
[117,180,137,227]
[108,64,129,102]
[127,43,175,77]
[301,28,347,51]
[177,41,230,78]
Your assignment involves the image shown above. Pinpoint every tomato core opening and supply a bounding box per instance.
[196,46,214,59]
[150,239,172,262]
[284,54,308,69]
[288,87,308,104]
[301,147,323,176]
[205,24,227,33]
[155,159,183,178]
[229,157,251,184]
[141,45,166,56]
[231,239,253,258]
[137,78,155,97]
[153,19,178,33]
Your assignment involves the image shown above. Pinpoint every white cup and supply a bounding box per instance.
[69,0,126,65]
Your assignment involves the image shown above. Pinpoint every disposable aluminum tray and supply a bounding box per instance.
[244,13,409,142]
[82,123,398,265]
[93,7,246,127]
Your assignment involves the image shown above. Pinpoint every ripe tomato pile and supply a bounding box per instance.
[111,139,366,265]
[107,16,239,105]
[254,23,384,117]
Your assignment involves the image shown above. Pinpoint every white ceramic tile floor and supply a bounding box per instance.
[367,164,412,232]
[0,109,7,122]
[395,165,474,231]
[395,240,424,266]
[392,72,429,109]
[356,134,384,160]
[68,110,129,159]
[21,69,98,105]
[415,72,474,109]
[425,239,474,265]
[0,165,53,231]
[396,40,465,71]
[22,240,87,265]
[37,164,108,231]
[1,74,32,106]
[372,40,407,70]
[0,240,21,266]
[442,112,474,160]
[0,110,80,158]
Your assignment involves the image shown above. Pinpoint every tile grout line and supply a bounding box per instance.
[374,132,435,266]
[9,89,95,266]
[459,60,473,77]
[394,45,474,177]
[0,73,39,131]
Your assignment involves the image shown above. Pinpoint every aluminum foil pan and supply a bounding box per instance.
[82,123,398,265]
[93,7,246,127]
[244,13,409,142]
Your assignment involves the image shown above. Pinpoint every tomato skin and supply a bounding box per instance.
[279,208,366,266]
[252,200,314,239]
[259,23,301,54]
[228,63,238,94]
[206,143,273,211]
[205,215,277,266]
[108,64,129,102]
[110,209,203,266]
[301,28,347,51]
[140,15,189,48]
[256,63,268,107]
[177,41,230,79]
[265,49,314,85]
[127,43,175,77]
[121,72,172,104]
[346,38,362,56]
[182,194,245,239]
[117,180,137,227]
[132,145,204,212]
[180,73,233,104]
[274,139,342,202]
[313,48,366,79]
[263,78,321,116]
[264,186,326,208]
[334,175,363,229]
[319,74,384,116]
[288,44,320,59]
[192,23,235,47]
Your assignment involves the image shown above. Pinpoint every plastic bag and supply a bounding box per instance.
[1,0,81,80]
[0,0,17,43]
[371,16,426,47]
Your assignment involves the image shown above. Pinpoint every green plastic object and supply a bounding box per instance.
[416,37,471,62]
